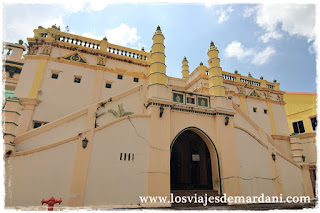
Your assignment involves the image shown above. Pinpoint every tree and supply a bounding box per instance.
[107,104,134,118]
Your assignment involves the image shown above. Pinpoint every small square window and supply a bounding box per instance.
[33,121,47,129]
[74,76,81,83]
[253,107,257,112]
[51,73,59,79]
[105,83,112,88]
[33,122,42,129]
[310,117,317,131]
[133,77,139,82]
[264,109,268,114]
[292,120,305,134]
[117,75,123,80]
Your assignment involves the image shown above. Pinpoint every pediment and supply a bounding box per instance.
[62,51,87,63]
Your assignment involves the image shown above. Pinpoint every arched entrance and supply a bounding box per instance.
[170,128,221,193]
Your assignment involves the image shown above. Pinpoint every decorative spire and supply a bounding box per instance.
[200,62,203,66]
[210,41,215,48]
[156,25,162,32]
[141,47,145,51]
[183,56,187,60]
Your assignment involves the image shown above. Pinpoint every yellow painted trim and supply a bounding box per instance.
[28,59,48,98]
[267,102,277,135]
[240,96,247,114]
[14,108,88,144]
[233,103,259,131]
[15,85,142,144]
[68,129,94,207]
[11,136,78,156]
[3,62,23,69]
[234,126,267,149]
[24,55,148,79]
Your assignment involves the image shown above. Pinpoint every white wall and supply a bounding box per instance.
[235,129,275,197]
[84,117,149,206]
[5,141,76,207]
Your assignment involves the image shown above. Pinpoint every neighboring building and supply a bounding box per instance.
[284,92,317,197]
[3,26,316,208]
[2,42,26,98]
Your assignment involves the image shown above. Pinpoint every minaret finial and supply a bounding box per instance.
[156,25,161,32]
[210,41,215,47]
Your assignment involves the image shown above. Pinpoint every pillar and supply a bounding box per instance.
[147,26,169,100]
[181,56,189,79]
[207,41,225,96]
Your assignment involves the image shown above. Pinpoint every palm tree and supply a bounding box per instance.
[107,104,134,118]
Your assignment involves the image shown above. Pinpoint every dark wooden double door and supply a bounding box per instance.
[170,130,213,190]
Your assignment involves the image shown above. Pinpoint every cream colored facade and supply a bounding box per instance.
[3,27,316,209]
[2,42,26,98]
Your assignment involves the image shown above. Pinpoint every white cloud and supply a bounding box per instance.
[254,4,315,43]
[105,24,141,46]
[2,0,113,13]
[308,42,315,54]
[81,32,103,41]
[259,31,283,43]
[225,41,253,60]
[41,16,66,30]
[243,6,257,18]
[252,46,276,65]
[216,6,234,24]
[225,41,276,65]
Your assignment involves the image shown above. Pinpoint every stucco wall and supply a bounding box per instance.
[278,156,305,197]
[233,112,260,138]
[246,98,272,135]
[5,141,76,208]
[31,61,94,123]
[83,117,149,206]
[16,114,87,151]
[96,89,144,127]
[100,72,145,100]
[14,60,39,97]
[235,129,275,197]
[272,103,290,135]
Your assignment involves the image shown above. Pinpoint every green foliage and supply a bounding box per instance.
[200,62,203,66]
[51,24,61,31]
[107,104,134,118]
[273,79,277,83]
[260,76,264,80]
[38,25,44,29]
[234,70,238,74]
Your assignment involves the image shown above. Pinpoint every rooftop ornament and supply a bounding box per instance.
[200,62,204,66]
[248,72,253,78]
[234,70,238,74]
[141,47,145,51]
[273,79,277,83]
[156,25,162,32]
[210,41,215,48]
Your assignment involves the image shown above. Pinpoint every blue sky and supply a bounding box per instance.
[2,1,318,92]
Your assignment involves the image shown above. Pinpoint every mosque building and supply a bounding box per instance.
[3,26,316,208]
